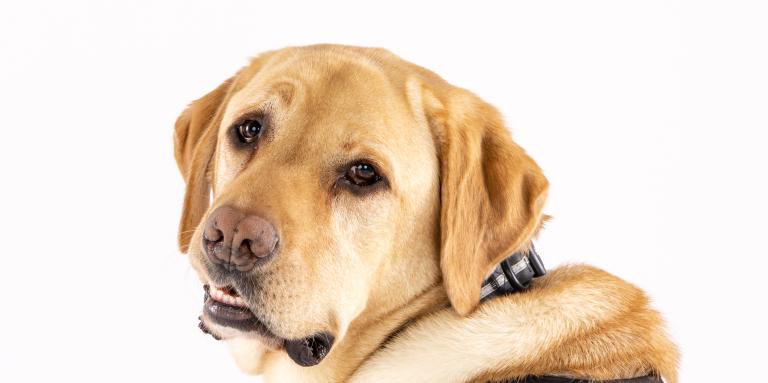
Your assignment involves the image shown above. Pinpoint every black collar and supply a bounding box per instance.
[480,243,547,301]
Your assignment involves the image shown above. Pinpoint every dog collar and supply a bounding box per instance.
[480,243,546,301]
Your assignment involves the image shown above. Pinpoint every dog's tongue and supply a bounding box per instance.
[285,333,335,367]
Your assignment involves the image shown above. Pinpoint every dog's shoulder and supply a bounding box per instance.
[350,264,678,383]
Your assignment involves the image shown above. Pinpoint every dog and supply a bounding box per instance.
[173,44,679,383]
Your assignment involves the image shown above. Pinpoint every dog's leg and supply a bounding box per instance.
[349,265,678,383]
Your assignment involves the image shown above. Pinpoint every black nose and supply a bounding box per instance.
[202,205,278,272]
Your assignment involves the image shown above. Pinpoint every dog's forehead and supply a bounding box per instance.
[216,49,439,197]
[225,51,429,149]
[228,51,405,118]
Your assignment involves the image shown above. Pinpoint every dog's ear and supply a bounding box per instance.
[174,53,276,253]
[173,77,233,253]
[425,87,549,315]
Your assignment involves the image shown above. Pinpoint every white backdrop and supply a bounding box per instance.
[1,1,766,381]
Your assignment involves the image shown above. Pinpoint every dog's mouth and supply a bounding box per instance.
[199,284,336,366]
[200,284,282,347]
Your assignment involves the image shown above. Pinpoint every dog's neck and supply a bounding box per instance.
[253,249,547,382]
[254,281,449,383]
[336,283,450,380]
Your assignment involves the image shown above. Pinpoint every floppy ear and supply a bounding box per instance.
[173,78,233,253]
[174,53,276,253]
[426,88,549,315]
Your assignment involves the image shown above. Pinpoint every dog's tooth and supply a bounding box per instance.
[208,285,248,307]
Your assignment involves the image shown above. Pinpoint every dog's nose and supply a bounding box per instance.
[202,206,278,272]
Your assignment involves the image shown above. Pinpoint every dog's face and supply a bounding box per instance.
[174,45,548,367]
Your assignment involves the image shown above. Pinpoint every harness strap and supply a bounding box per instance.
[509,375,662,383]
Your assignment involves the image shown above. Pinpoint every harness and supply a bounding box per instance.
[513,376,662,383]
[480,245,661,383]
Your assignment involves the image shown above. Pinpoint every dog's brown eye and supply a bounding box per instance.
[236,119,262,144]
[345,163,382,187]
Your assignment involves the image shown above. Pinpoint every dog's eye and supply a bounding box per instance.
[235,119,263,144]
[344,163,382,188]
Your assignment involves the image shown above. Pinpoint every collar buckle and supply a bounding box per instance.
[480,243,547,302]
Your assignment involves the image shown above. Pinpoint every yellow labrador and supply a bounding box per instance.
[174,45,678,383]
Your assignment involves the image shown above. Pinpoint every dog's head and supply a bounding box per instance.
[174,45,548,367]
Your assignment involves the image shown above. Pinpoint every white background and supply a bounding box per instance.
[1,1,766,381]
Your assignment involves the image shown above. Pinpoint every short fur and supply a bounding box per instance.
[174,44,678,383]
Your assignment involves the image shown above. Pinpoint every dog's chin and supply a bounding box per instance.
[197,283,337,367]
[202,320,285,350]
[199,284,284,351]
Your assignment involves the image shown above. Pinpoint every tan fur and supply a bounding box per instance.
[423,85,549,315]
[174,44,678,383]
[351,266,678,383]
